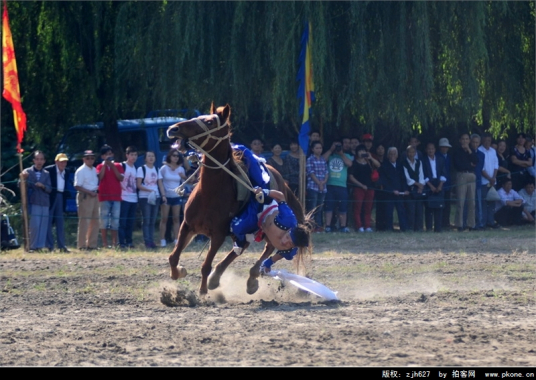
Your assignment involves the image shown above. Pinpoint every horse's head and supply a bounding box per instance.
[167,104,231,153]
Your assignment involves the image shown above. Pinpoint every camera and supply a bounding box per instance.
[360,152,368,158]
[106,156,114,162]
[334,144,342,152]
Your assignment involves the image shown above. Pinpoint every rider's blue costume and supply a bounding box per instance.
[230,145,298,260]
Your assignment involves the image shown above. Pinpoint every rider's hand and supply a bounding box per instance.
[260,257,274,274]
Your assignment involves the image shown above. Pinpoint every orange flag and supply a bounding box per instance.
[2,0,27,153]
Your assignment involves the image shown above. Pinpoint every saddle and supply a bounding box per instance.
[235,163,278,209]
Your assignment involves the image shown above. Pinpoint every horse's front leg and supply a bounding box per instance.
[199,234,226,295]
[246,243,275,295]
[208,241,249,290]
[169,222,195,280]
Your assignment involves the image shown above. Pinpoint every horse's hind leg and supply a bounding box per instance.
[246,243,275,295]
[208,242,249,290]
[199,234,226,295]
[169,223,195,280]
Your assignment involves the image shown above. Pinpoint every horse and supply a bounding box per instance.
[166,104,307,295]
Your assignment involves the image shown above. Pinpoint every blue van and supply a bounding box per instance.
[57,111,198,212]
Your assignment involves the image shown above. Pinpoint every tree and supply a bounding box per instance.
[2,1,534,158]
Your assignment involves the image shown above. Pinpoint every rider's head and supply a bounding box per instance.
[289,225,310,249]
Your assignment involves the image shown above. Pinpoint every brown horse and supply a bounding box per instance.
[166,104,306,295]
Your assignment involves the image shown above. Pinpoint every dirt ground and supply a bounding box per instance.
[1,227,535,367]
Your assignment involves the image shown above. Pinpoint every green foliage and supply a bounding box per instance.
[1,1,533,155]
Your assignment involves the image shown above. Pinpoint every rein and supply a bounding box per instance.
[173,115,264,203]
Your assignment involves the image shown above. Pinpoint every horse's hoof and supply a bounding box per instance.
[246,277,259,295]
[170,266,187,280]
[178,266,188,278]
[207,270,221,290]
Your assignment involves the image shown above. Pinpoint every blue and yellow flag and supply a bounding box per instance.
[297,21,315,154]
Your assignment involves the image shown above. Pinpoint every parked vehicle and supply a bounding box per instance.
[1,213,20,250]
[57,110,199,213]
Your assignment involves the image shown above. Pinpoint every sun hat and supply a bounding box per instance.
[362,133,373,142]
[55,153,69,161]
[438,138,452,148]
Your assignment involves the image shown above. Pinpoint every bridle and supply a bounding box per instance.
[170,114,263,202]
[187,114,230,153]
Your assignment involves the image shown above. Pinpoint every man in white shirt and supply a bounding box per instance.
[118,146,139,249]
[45,153,70,252]
[495,178,525,226]
[478,133,500,228]
[518,181,535,222]
[74,150,99,250]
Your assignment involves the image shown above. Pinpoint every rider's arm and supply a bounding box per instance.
[261,248,298,273]
[256,188,286,203]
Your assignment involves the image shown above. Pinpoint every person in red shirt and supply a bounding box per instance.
[96,145,124,248]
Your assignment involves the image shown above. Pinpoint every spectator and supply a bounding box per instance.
[118,146,138,249]
[45,153,70,252]
[20,150,52,252]
[163,139,192,243]
[402,145,425,232]
[378,147,409,232]
[322,139,353,232]
[371,143,385,163]
[309,130,321,143]
[342,136,352,155]
[74,150,99,250]
[349,137,360,157]
[518,181,536,222]
[422,142,447,232]
[496,140,511,184]
[494,178,525,226]
[524,135,536,181]
[348,144,378,232]
[250,138,264,158]
[510,132,532,191]
[437,138,453,229]
[400,136,424,161]
[267,142,284,175]
[371,143,387,231]
[305,141,328,231]
[96,145,124,248]
[307,130,322,157]
[470,134,485,229]
[453,133,479,231]
[361,134,374,154]
[478,133,500,229]
[282,139,301,195]
[158,148,187,247]
[137,151,161,249]
[172,138,192,172]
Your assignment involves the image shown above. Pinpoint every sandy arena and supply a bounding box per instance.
[1,229,535,367]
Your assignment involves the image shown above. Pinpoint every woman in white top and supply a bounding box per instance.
[158,148,187,247]
[136,151,160,249]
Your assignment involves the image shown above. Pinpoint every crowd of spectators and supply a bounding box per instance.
[254,131,535,234]
[18,130,535,252]
[20,140,197,252]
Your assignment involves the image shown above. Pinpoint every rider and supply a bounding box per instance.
[230,144,311,273]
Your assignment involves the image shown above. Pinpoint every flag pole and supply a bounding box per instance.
[3,1,30,251]
[299,147,306,208]
[18,151,29,252]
